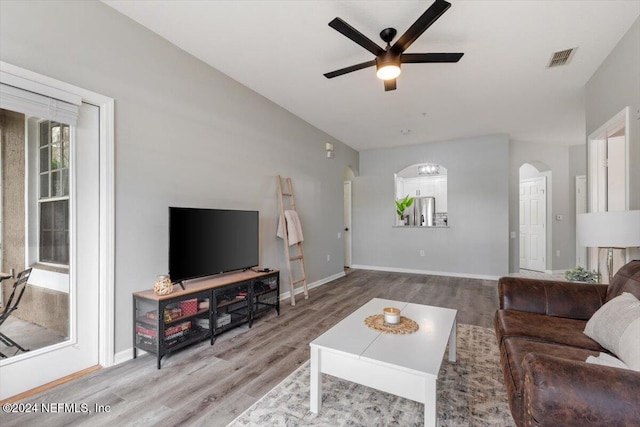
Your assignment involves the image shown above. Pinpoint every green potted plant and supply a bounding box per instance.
[395,195,414,226]
[564,266,600,284]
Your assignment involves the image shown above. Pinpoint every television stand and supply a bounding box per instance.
[132,270,279,369]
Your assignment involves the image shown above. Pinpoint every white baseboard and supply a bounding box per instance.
[114,270,346,365]
[114,347,146,365]
[350,264,500,281]
[278,270,345,302]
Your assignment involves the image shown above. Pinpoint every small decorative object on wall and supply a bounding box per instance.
[395,194,414,225]
[153,275,174,295]
[325,142,334,158]
[564,266,600,284]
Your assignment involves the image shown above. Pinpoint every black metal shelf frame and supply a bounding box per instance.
[133,271,279,369]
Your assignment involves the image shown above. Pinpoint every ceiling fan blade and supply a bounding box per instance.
[401,52,464,63]
[384,79,397,91]
[392,0,451,54]
[329,17,385,56]
[324,60,376,79]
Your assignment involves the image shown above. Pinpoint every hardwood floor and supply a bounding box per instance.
[0,269,499,427]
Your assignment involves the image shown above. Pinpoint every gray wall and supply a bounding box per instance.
[353,134,510,278]
[585,17,640,210]
[0,0,359,353]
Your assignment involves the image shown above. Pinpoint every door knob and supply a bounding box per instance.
[344,227,349,231]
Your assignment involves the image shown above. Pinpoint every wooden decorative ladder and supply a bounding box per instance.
[276,175,308,306]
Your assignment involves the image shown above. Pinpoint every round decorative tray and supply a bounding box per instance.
[364,314,419,335]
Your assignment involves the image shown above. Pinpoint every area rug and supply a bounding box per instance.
[227,324,514,427]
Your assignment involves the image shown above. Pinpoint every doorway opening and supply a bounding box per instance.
[519,162,551,273]
[586,107,630,280]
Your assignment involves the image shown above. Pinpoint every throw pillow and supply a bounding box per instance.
[584,292,640,371]
[585,352,629,370]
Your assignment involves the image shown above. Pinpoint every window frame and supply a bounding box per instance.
[37,119,70,267]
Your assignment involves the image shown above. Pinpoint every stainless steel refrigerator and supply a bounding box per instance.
[413,197,435,226]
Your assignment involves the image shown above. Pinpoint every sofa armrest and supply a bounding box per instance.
[522,353,640,427]
[498,277,607,319]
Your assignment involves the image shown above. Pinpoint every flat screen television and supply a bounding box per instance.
[169,207,259,283]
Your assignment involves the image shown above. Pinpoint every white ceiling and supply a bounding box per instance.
[103,1,640,151]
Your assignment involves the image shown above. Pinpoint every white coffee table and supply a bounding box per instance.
[309,298,457,427]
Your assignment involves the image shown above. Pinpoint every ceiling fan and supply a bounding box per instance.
[324,0,463,91]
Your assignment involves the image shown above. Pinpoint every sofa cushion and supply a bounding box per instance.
[499,337,599,427]
[584,292,640,371]
[495,309,603,351]
[606,260,640,302]
[498,278,606,319]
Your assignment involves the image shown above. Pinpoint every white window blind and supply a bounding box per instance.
[0,83,80,126]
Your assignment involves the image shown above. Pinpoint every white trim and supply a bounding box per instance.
[0,66,81,106]
[350,264,501,281]
[68,108,78,345]
[0,84,80,126]
[28,268,69,293]
[114,348,147,366]
[98,98,115,368]
[279,270,346,301]
[0,61,115,369]
[0,339,78,367]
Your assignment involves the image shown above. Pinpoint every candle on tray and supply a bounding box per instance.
[383,307,401,325]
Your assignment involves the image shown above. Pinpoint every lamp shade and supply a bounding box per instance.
[577,210,640,248]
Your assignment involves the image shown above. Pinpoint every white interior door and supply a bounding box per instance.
[0,103,100,399]
[520,177,546,272]
[343,181,352,268]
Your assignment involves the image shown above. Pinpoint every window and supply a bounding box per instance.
[38,121,70,265]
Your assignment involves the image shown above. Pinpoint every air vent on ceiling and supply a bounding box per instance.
[548,47,577,68]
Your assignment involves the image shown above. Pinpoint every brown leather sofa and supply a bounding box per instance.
[494,260,640,427]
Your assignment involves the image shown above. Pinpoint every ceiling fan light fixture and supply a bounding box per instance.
[376,51,401,80]
[376,64,401,80]
[324,0,463,91]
